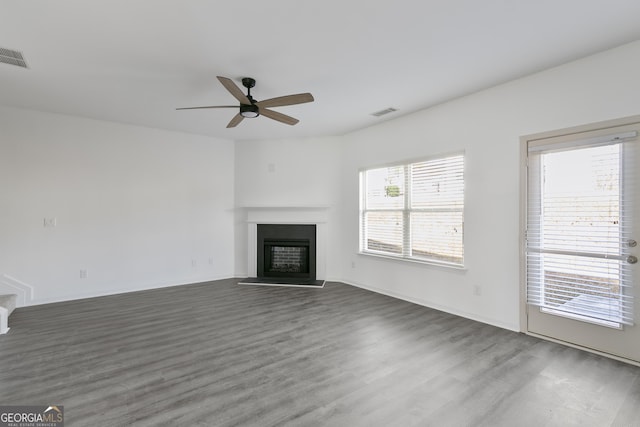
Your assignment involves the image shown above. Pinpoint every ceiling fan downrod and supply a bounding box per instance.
[242,77,256,101]
[240,77,259,118]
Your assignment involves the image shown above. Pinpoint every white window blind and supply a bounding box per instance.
[526,133,636,327]
[360,154,464,266]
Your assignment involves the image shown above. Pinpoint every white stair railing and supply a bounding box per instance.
[0,294,16,334]
[0,273,34,307]
[0,305,9,334]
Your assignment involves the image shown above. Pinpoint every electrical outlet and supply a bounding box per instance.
[473,285,482,296]
[267,163,276,173]
[43,217,57,227]
[209,257,214,265]
[191,259,197,268]
[351,261,356,269]
[80,269,88,279]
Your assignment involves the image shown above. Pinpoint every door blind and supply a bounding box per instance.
[526,132,636,326]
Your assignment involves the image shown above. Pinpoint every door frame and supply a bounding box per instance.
[519,114,640,366]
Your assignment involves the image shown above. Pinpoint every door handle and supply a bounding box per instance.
[628,255,638,264]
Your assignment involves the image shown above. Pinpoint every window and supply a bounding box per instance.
[359,153,464,266]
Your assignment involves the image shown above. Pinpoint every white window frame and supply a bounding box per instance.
[359,152,465,268]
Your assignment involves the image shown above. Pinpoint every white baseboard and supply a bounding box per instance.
[341,279,520,332]
[13,273,520,335]
[24,273,235,307]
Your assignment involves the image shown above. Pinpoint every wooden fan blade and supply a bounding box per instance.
[227,113,244,128]
[259,108,299,126]
[176,106,237,110]
[256,93,314,109]
[217,76,251,105]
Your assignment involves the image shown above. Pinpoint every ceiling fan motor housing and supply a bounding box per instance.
[240,103,259,118]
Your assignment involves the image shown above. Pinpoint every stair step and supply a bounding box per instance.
[0,294,17,334]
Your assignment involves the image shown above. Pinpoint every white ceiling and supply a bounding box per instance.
[1,1,640,142]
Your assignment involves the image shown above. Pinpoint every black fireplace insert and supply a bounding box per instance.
[257,224,316,282]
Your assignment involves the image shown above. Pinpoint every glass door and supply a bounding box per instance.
[525,120,639,364]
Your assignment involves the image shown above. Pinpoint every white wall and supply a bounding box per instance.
[338,40,640,331]
[0,107,235,305]
[233,137,344,278]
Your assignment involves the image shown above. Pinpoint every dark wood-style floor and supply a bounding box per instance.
[1,279,638,427]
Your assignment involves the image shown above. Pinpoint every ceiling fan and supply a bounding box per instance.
[177,76,314,128]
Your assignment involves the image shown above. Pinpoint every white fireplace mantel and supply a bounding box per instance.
[242,205,330,224]
[243,206,329,279]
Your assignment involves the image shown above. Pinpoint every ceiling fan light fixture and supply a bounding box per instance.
[240,104,259,118]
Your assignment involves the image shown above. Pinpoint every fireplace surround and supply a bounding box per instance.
[240,206,328,287]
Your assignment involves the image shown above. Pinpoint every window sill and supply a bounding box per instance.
[358,251,467,271]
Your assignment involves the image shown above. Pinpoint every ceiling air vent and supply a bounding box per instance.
[371,107,397,117]
[0,47,28,68]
